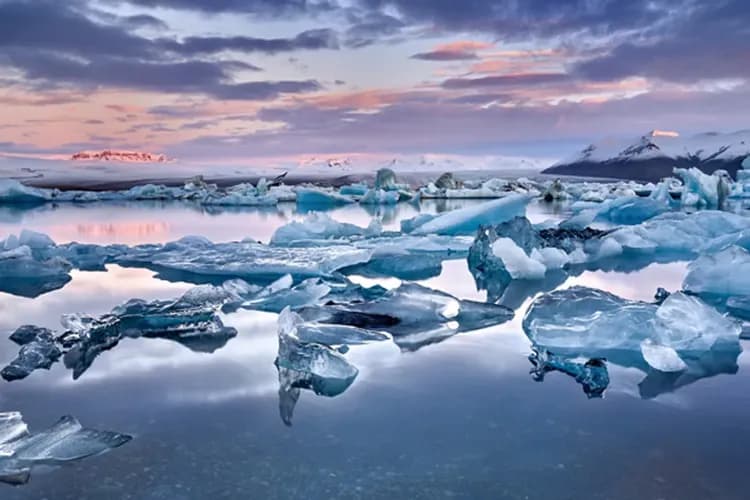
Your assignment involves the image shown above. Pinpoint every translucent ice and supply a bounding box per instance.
[2,283,243,380]
[359,189,400,205]
[276,308,359,425]
[640,340,687,372]
[270,213,382,245]
[404,194,531,235]
[675,167,731,208]
[523,286,741,361]
[683,246,750,297]
[0,412,131,485]
[118,236,374,281]
[297,283,513,351]
[295,188,355,208]
[0,180,49,205]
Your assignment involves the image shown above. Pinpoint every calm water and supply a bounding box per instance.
[0,200,748,500]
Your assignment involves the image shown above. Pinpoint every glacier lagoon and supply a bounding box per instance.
[0,192,749,499]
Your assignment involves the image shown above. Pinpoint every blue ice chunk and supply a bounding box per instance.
[339,183,369,196]
[0,412,131,485]
[404,194,531,236]
[270,213,381,246]
[683,245,750,297]
[523,286,741,372]
[295,188,355,208]
[359,189,400,205]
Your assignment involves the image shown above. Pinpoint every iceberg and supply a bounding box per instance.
[2,283,243,380]
[276,308,359,426]
[359,189,400,205]
[0,327,61,381]
[565,195,668,227]
[0,412,131,485]
[295,188,355,209]
[683,246,750,298]
[675,167,731,208]
[640,340,687,372]
[297,283,513,351]
[0,180,49,205]
[467,217,605,300]
[405,194,531,236]
[117,236,374,282]
[523,286,741,365]
[270,213,382,246]
[374,168,398,190]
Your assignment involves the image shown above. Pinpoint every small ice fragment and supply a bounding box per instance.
[640,340,687,372]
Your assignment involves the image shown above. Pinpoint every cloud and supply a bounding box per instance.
[0,1,324,100]
[411,40,492,61]
[442,73,570,89]
[159,29,339,55]
[115,0,337,16]
[573,0,750,82]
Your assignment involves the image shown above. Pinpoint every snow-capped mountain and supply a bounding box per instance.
[71,150,171,163]
[544,130,750,182]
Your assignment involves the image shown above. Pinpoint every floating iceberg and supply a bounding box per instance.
[675,167,731,208]
[0,327,61,381]
[683,246,750,298]
[359,189,400,205]
[2,283,243,380]
[270,213,382,246]
[0,230,74,297]
[117,236,373,282]
[523,286,741,372]
[295,188,355,209]
[297,283,513,351]
[0,180,49,205]
[0,412,131,485]
[276,308,359,426]
[467,217,605,300]
[404,194,531,236]
[565,195,668,227]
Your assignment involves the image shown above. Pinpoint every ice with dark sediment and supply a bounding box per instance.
[0,412,131,485]
[296,282,514,351]
[529,348,610,398]
[1,283,244,381]
[523,286,742,373]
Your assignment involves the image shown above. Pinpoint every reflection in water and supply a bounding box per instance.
[75,221,170,239]
[2,285,239,381]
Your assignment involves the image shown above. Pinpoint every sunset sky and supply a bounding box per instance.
[1,0,749,162]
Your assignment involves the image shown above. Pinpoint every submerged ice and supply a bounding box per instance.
[0,412,131,485]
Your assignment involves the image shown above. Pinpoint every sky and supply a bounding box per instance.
[1,0,749,163]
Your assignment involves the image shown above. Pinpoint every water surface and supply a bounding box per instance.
[0,200,747,500]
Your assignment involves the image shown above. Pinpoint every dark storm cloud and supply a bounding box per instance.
[121,14,169,30]
[0,1,324,99]
[159,29,339,56]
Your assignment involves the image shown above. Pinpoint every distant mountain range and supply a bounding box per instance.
[543,130,750,182]
[71,150,170,163]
